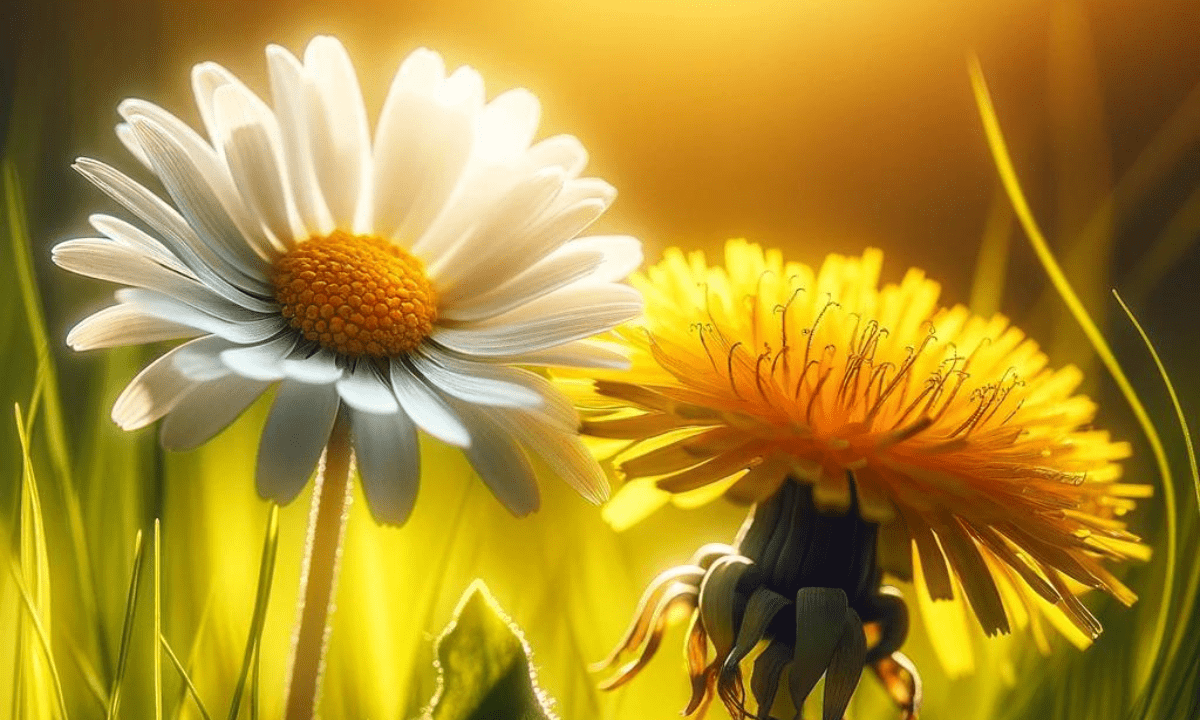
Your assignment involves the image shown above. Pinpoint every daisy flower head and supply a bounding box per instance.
[55,36,643,525]
[579,240,1150,702]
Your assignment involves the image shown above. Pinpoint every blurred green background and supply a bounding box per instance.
[1,0,1198,718]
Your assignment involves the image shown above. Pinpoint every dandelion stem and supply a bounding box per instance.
[284,412,354,720]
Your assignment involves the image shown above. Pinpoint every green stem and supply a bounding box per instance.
[284,414,354,720]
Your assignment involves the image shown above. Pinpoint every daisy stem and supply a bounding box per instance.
[284,412,354,720]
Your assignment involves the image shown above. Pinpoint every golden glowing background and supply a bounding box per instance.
[1,0,1198,718]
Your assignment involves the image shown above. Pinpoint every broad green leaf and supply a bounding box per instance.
[423,580,556,720]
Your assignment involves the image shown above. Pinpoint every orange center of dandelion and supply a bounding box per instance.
[272,230,437,358]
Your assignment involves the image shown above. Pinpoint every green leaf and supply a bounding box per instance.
[423,580,558,720]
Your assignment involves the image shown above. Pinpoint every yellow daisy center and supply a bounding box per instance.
[272,230,437,358]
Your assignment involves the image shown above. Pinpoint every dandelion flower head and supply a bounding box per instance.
[579,239,1150,643]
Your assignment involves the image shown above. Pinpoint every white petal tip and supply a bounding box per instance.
[581,486,611,505]
[406,47,443,63]
[191,60,218,76]
[365,506,415,527]
[116,98,142,119]
[605,356,633,371]
[111,413,143,432]
[439,431,472,449]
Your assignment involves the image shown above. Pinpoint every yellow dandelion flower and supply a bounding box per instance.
[580,240,1152,718]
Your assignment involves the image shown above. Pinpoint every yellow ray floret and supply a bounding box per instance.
[575,239,1150,642]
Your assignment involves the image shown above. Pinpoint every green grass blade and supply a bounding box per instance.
[155,519,163,720]
[4,161,105,662]
[1113,290,1200,718]
[160,636,212,720]
[171,586,217,720]
[969,56,1179,702]
[250,642,261,720]
[967,190,1013,318]
[5,162,70,518]
[226,504,280,720]
[11,401,66,720]
[1125,184,1200,302]
[11,615,24,720]
[1112,291,1200,516]
[106,530,146,720]
[13,402,56,720]
[7,562,69,720]
[63,632,109,711]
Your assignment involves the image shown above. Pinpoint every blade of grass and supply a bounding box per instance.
[1125,184,1200,303]
[250,640,261,720]
[155,519,162,720]
[227,503,280,720]
[5,161,106,667]
[10,614,24,720]
[1112,291,1200,518]
[969,55,1178,702]
[160,636,212,720]
[1113,290,1200,718]
[171,585,217,720]
[968,190,1014,318]
[7,563,69,720]
[14,401,55,720]
[24,364,45,440]
[63,632,109,711]
[106,530,145,720]
[12,401,65,720]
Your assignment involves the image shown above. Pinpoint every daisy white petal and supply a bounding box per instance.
[219,335,298,381]
[115,122,152,169]
[191,61,274,149]
[160,374,272,450]
[409,348,543,408]
[127,115,275,277]
[52,239,245,320]
[89,214,195,277]
[211,83,297,251]
[389,358,471,447]
[256,379,340,503]
[434,349,579,430]
[266,43,334,235]
[436,185,614,303]
[454,403,540,517]
[563,234,644,283]
[371,56,478,243]
[73,158,276,310]
[59,38,644,523]
[498,338,632,370]
[281,347,344,384]
[115,288,287,344]
[440,232,639,323]
[523,134,588,178]
[432,283,642,357]
[302,36,372,231]
[438,244,605,323]
[350,407,420,525]
[477,88,540,162]
[509,409,608,504]
[336,364,400,414]
[67,304,203,350]
[112,336,230,430]
[427,166,565,287]
[120,99,282,263]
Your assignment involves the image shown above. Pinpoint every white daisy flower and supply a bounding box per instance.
[55,36,643,525]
